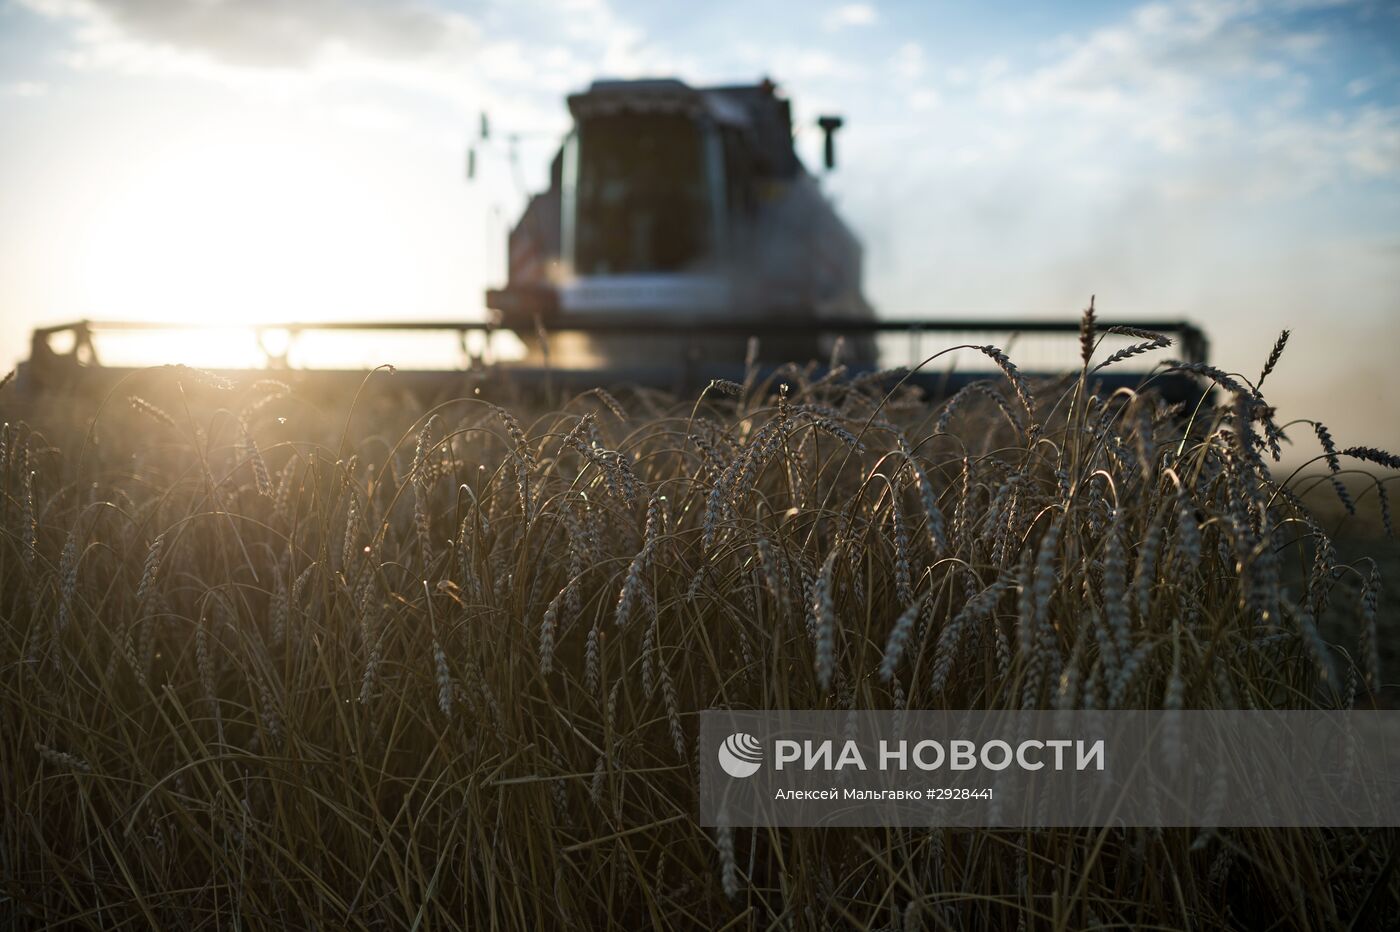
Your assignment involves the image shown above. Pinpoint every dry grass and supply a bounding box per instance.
[1,319,1397,930]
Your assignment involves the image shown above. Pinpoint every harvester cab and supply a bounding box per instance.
[485,77,877,366]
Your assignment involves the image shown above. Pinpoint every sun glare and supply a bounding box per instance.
[65,131,492,369]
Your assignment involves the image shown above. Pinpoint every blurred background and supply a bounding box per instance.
[1,0,1397,459]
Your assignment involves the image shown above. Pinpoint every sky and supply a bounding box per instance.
[1,0,1397,456]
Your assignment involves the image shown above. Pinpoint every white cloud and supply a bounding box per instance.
[1346,76,1375,97]
[21,0,478,70]
[734,42,861,82]
[822,3,878,32]
[960,0,1399,186]
[891,41,923,81]
[3,80,48,97]
[907,88,938,111]
[15,0,687,145]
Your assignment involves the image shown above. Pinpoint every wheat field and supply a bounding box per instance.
[1,315,1396,930]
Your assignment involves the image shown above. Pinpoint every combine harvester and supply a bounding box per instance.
[16,77,1207,403]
